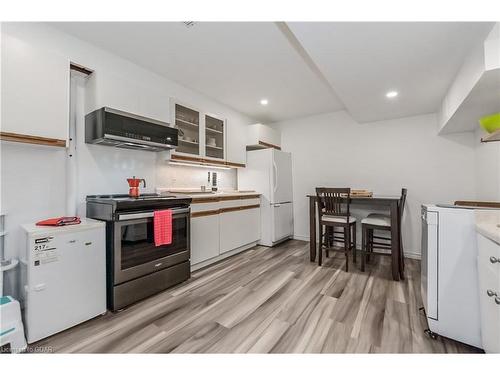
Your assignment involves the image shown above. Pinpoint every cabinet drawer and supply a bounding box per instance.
[190,201,221,213]
[478,233,500,277]
[219,198,260,209]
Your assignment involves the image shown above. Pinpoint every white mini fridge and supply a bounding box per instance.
[238,148,294,246]
[21,219,106,343]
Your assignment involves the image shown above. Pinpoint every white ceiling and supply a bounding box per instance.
[288,22,494,123]
[53,22,344,123]
[52,21,494,124]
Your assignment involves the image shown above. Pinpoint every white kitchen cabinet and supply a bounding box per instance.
[204,114,225,161]
[1,31,70,142]
[477,232,500,353]
[190,214,220,265]
[247,123,281,149]
[219,207,260,254]
[171,100,231,163]
[172,102,202,157]
[226,119,247,165]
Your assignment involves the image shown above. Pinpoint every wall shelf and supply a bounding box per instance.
[206,127,223,134]
[0,131,66,148]
[481,129,500,143]
[175,118,199,128]
[206,144,223,150]
[179,138,199,146]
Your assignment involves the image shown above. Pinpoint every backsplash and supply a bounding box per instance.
[155,162,238,191]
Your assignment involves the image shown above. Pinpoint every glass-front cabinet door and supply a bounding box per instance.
[174,104,200,156]
[205,114,225,159]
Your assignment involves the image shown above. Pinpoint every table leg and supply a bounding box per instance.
[309,196,316,262]
[390,201,400,281]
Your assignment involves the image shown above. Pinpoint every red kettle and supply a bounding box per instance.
[127,176,146,198]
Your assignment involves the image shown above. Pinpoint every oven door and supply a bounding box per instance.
[113,207,190,285]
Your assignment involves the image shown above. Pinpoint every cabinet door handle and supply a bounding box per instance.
[490,256,499,264]
[487,289,497,297]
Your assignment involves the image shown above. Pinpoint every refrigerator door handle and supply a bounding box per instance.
[273,160,278,193]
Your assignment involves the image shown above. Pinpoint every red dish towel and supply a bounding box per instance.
[154,209,173,246]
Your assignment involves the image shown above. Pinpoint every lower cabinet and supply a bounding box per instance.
[190,214,220,265]
[219,207,260,254]
[190,200,261,267]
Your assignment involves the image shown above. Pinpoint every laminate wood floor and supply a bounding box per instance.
[33,240,482,353]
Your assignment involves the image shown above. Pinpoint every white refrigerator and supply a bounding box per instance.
[238,148,293,246]
[21,219,107,343]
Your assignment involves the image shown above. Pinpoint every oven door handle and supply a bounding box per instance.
[117,207,190,221]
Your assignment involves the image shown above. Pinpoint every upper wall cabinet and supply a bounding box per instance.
[174,103,201,156]
[1,32,70,143]
[247,123,282,150]
[205,114,225,160]
[226,117,247,166]
[171,100,233,162]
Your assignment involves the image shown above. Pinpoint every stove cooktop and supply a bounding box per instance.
[86,193,192,220]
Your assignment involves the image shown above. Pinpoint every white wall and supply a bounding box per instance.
[474,127,500,201]
[271,110,477,257]
[0,22,252,298]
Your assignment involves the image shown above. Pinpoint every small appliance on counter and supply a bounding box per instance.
[86,194,192,311]
[21,218,106,343]
[209,172,218,192]
[127,176,146,198]
[421,204,482,348]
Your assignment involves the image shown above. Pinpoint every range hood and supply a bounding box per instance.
[85,107,178,152]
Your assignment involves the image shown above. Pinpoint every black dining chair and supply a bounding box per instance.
[316,187,357,271]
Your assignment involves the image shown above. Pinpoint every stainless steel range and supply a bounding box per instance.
[86,194,192,310]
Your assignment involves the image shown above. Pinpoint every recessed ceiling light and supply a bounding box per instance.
[386,91,399,99]
[260,99,269,106]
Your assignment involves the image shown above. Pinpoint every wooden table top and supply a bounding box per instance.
[307,194,400,204]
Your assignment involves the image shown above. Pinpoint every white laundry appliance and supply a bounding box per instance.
[21,218,106,343]
[238,148,294,246]
[420,204,482,348]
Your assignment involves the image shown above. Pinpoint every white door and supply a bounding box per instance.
[271,150,293,204]
[220,207,260,253]
[272,202,293,243]
[191,214,220,265]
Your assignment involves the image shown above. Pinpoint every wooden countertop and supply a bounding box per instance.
[162,191,261,203]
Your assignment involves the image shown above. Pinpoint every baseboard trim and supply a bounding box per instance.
[292,235,421,260]
[293,235,309,241]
